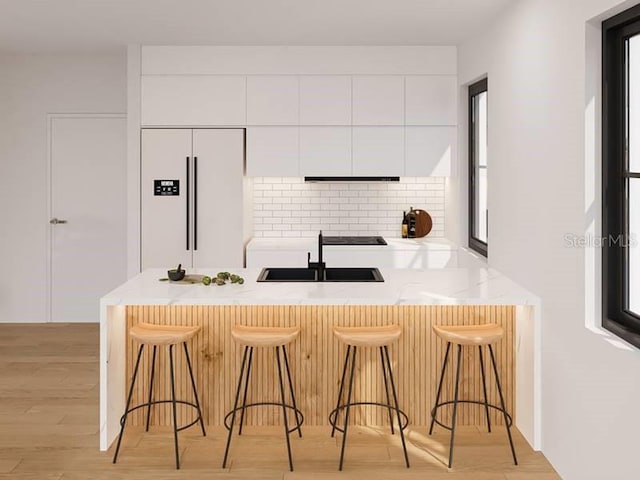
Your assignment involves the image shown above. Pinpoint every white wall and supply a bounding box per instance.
[0,53,126,323]
[252,177,445,238]
[457,0,640,478]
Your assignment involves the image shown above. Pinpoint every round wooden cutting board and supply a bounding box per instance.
[413,209,433,237]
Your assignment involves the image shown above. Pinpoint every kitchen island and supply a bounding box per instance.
[100,267,540,452]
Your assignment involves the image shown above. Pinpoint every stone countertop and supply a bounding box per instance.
[246,237,457,251]
[101,267,538,306]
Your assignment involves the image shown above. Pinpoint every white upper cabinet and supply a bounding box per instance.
[352,76,404,126]
[352,127,404,176]
[247,76,299,125]
[299,76,351,125]
[405,127,456,176]
[246,127,299,176]
[299,127,352,176]
[141,75,246,126]
[405,76,457,126]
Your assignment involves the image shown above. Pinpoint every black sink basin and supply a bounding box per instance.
[324,267,384,282]
[257,267,383,282]
[257,267,318,282]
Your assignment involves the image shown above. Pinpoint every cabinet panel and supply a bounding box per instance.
[352,127,404,176]
[299,127,351,176]
[247,76,299,125]
[299,76,351,125]
[405,76,457,125]
[246,127,299,176]
[141,75,246,126]
[352,76,404,125]
[405,127,456,176]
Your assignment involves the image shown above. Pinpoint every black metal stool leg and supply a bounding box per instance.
[283,346,302,437]
[222,346,249,468]
[380,347,395,435]
[448,345,463,468]
[429,342,451,435]
[383,346,410,468]
[145,345,157,432]
[238,347,254,436]
[338,346,357,471]
[488,345,518,465]
[331,345,351,438]
[113,344,144,464]
[183,342,206,437]
[168,344,180,469]
[276,346,294,471]
[478,345,492,433]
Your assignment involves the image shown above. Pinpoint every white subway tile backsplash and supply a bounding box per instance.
[251,177,446,238]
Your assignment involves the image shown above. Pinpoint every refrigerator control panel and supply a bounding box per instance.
[154,180,179,196]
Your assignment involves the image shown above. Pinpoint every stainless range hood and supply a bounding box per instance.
[304,176,399,182]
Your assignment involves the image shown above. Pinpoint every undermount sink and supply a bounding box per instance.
[257,267,384,282]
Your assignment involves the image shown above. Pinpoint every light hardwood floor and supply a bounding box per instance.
[0,324,560,480]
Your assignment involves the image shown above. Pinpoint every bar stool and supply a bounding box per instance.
[329,325,410,470]
[112,322,206,469]
[222,325,303,471]
[429,323,517,468]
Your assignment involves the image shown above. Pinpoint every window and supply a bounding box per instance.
[603,4,640,347]
[469,78,488,257]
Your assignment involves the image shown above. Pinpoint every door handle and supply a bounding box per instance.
[49,218,67,225]
[193,156,198,251]
[186,156,190,251]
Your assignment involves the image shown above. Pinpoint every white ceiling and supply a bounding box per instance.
[0,0,514,54]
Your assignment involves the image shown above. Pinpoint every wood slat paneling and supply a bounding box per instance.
[124,305,514,428]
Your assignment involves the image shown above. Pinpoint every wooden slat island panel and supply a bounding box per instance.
[124,305,514,429]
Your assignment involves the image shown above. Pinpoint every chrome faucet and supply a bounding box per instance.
[307,230,326,280]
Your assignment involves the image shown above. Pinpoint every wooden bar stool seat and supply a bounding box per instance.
[430,322,517,468]
[223,325,303,472]
[330,324,409,470]
[113,323,206,469]
[231,324,300,347]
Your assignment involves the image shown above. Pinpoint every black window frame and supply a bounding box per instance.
[469,78,489,257]
[603,3,640,348]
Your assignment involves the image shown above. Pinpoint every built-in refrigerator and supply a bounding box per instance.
[141,128,245,270]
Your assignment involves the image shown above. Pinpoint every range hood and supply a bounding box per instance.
[304,176,400,182]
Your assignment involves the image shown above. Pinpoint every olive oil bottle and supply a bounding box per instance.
[401,211,408,238]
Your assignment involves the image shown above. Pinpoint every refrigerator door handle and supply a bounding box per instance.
[193,156,198,251]
[186,156,190,251]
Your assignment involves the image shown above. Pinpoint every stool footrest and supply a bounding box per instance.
[329,402,409,434]
[224,402,304,435]
[119,400,204,432]
[430,400,513,431]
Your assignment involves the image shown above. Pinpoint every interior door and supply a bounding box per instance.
[192,129,244,268]
[50,116,127,322]
[141,129,193,269]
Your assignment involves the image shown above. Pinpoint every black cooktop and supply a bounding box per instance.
[321,236,387,246]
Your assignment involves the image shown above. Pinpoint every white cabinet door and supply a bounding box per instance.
[405,127,456,176]
[246,127,299,176]
[247,76,299,125]
[352,127,404,176]
[299,127,351,176]
[192,129,244,268]
[352,76,404,125]
[405,76,457,125]
[141,129,193,269]
[299,76,351,125]
[141,75,246,126]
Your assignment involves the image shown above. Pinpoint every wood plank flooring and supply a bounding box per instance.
[0,323,560,479]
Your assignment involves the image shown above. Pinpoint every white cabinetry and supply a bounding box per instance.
[352,127,404,176]
[405,76,457,125]
[299,76,351,125]
[141,75,246,126]
[299,127,351,176]
[247,76,299,125]
[405,127,456,176]
[352,76,404,125]
[246,127,299,176]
